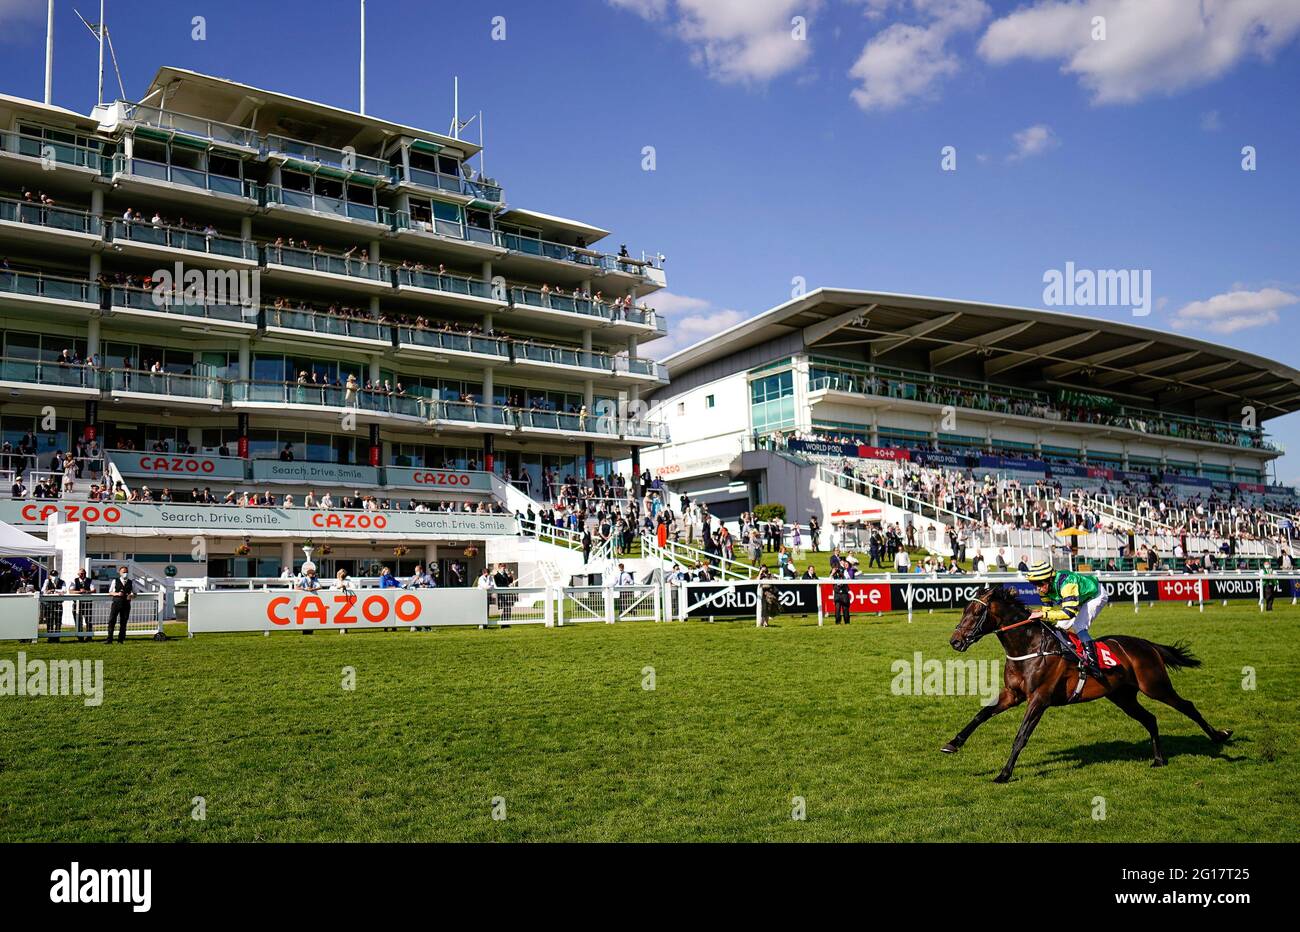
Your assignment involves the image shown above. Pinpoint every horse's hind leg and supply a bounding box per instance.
[942,689,1022,753]
[1107,686,1165,766]
[1140,674,1232,743]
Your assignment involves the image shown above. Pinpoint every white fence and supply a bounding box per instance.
[36,593,166,640]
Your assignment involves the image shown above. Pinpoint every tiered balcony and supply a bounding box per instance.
[109,153,255,201]
[0,355,99,400]
[109,219,257,266]
[0,129,104,174]
[107,286,256,332]
[0,196,101,249]
[261,243,390,296]
[507,286,666,339]
[265,135,389,182]
[392,267,504,310]
[0,270,100,316]
[261,184,387,226]
[119,102,260,151]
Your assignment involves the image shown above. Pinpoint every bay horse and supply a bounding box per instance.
[943,585,1231,782]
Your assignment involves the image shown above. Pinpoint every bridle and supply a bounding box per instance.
[961,589,1057,661]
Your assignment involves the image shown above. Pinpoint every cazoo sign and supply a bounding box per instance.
[187,588,488,633]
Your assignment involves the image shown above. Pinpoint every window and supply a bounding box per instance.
[750,370,795,434]
[705,395,715,409]
[677,402,685,416]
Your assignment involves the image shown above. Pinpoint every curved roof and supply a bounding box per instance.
[662,288,1300,418]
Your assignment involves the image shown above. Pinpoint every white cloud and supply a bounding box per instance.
[849,0,991,112]
[0,0,42,34]
[1170,287,1299,334]
[607,0,820,84]
[978,0,1300,105]
[1008,123,1059,160]
[646,291,750,356]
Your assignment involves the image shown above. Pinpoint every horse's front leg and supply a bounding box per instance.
[942,688,1023,753]
[993,697,1049,783]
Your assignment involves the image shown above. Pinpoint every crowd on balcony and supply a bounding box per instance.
[78,481,508,515]
[119,207,221,240]
[808,369,1273,450]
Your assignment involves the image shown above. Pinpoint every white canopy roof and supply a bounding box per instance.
[0,521,58,557]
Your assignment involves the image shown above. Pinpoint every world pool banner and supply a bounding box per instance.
[683,574,1285,618]
[787,440,911,461]
[0,500,518,537]
[110,450,247,481]
[382,467,494,492]
[911,450,967,469]
[252,459,381,487]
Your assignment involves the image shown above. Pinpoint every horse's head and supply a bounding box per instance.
[949,585,1028,652]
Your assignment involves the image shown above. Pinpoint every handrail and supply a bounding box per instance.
[0,196,100,234]
[111,218,254,259]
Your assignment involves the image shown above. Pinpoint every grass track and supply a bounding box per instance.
[0,602,1296,841]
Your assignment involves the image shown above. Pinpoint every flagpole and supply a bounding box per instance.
[359,0,366,115]
[96,0,104,107]
[44,0,55,104]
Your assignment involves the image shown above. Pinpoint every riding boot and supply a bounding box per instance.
[1082,641,1106,679]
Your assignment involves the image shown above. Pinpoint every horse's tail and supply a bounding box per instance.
[1152,640,1202,671]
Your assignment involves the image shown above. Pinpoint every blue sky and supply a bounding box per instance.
[1,0,1298,476]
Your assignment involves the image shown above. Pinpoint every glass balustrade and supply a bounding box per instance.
[110,219,254,259]
[264,245,388,282]
[264,306,383,340]
[0,270,98,303]
[0,356,97,389]
[394,268,494,299]
[109,287,251,324]
[0,130,103,170]
[0,197,100,235]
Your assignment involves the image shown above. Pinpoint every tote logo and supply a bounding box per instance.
[49,862,151,912]
[1042,262,1152,316]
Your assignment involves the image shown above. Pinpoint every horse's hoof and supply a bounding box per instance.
[992,773,1011,784]
[941,743,960,754]
[1214,729,1233,744]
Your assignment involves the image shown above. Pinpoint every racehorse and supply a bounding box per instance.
[943,585,1232,782]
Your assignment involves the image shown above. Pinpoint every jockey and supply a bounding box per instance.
[1024,561,1108,677]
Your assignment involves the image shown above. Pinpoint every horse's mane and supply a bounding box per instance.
[988,584,1024,607]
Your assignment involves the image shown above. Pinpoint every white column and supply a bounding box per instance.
[369,240,381,263]
[240,216,252,240]
[281,541,294,573]
[791,354,812,433]
[86,317,101,360]
[424,543,437,567]
[238,338,250,380]
[584,378,595,410]
[482,368,494,405]
[369,356,381,384]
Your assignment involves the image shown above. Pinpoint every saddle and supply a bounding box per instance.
[1048,629,1120,701]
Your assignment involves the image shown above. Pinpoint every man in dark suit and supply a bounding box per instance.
[106,566,134,643]
[68,568,94,642]
[832,567,852,625]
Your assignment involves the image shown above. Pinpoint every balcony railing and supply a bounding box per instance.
[0,130,104,170]
[121,102,260,150]
[0,355,97,389]
[264,306,385,341]
[393,268,496,300]
[508,287,661,329]
[0,270,99,304]
[808,374,1277,453]
[103,367,225,401]
[263,244,389,282]
[111,219,255,260]
[233,381,428,418]
[265,135,389,179]
[108,286,253,325]
[397,327,510,359]
[262,185,382,223]
[112,154,254,199]
[390,211,499,247]
[0,197,100,235]
[514,343,611,371]
[613,356,668,380]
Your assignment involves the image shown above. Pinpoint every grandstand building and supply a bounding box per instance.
[0,68,667,582]
[641,289,1300,556]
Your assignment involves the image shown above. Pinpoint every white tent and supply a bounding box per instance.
[0,520,58,557]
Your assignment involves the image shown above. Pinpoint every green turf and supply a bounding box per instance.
[0,602,1295,841]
